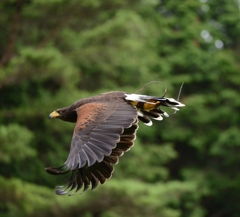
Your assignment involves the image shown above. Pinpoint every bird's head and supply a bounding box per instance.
[49,108,77,123]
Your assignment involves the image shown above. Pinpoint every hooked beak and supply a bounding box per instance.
[49,111,60,119]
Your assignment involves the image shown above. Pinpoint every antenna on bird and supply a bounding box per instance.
[177,82,184,101]
[135,81,167,97]
[172,82,184,115]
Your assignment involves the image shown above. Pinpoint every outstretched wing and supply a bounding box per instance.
[46,96,138,194]
[65,100,138,170]
[56,120,139,195]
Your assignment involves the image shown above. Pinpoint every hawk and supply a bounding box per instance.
[47,83,185,195]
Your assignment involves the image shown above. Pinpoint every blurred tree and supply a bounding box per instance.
[0,0,239,217]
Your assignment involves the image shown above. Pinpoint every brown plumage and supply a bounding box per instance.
[47,87,185,195]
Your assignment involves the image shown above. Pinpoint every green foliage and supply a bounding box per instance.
[0,124,36,163]
[0,47,79,91]
[0,176,204,217]
[0,0,240,217]
[115,140,178,182]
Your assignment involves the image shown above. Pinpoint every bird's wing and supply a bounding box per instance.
[53,119,139,195]
[65,99,138,170]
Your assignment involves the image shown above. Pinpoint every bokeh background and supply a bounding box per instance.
[0,0,240,217]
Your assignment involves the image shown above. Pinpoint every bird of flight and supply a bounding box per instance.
[47,82,185,195]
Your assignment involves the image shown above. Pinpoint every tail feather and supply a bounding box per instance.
[153,108,169,117]
[125,93,185,125]
[142,110,163,120]
[138,115,152,126]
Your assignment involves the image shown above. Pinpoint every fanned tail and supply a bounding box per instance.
[125,93,185,126]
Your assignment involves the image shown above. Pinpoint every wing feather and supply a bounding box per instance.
[49,98,138,195]
[65,100,137,170]
[47,92,139,195]
[52,121,138,195]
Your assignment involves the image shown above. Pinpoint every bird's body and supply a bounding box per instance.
[47,87,185,195]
